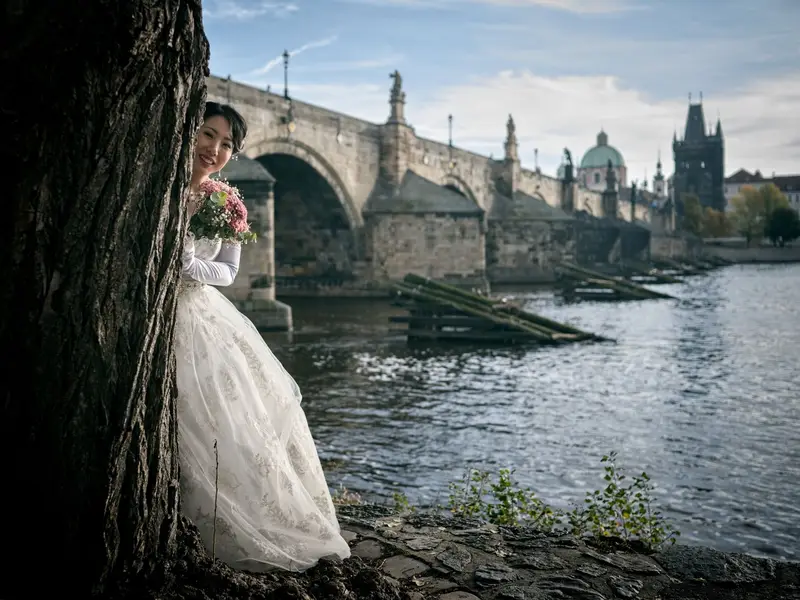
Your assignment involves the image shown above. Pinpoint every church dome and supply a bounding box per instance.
[580,130,625,169]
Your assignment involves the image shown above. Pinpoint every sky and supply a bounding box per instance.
[203,0,799,181]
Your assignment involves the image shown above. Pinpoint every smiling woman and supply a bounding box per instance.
[191,101,248,190]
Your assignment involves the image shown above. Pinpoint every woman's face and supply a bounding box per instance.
[193,115,234,179]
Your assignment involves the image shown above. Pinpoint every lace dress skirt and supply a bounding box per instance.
[174,281,350,572]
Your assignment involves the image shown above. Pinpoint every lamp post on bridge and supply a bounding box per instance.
[448,114,456,170]
[283,49,290,99]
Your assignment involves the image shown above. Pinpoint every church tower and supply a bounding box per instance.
[672,94,725,213]
[653,151,666,198]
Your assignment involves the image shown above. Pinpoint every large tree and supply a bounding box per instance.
[729,183,790,244]
[766,206,800,247]
[0,1,208,595]
[680,193,704,235]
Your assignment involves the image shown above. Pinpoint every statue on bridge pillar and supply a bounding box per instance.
[387,70,406,124]
[630,180,637,222]
[390,70,403,96]
[562,147,574,184]
[602,158,619,218]
[504,114,519,163]
[605,158,617,191]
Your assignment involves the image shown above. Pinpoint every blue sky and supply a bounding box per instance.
[204,0,799,179]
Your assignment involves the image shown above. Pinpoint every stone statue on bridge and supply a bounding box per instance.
[562,148,574,183]
[605,158,617,191]
[389,70,403,95]
[387,70,406,123]
[506,114,516,138]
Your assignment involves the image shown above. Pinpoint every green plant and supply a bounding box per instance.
[443,454,678,550]
[566,452,678,548]
[447,468,561,532]
[392,491,414,513]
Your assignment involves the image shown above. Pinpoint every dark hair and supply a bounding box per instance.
[203,101,247,154]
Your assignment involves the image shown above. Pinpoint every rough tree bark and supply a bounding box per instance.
[0,1,208,596]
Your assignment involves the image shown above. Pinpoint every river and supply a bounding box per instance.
[265,263,800,561]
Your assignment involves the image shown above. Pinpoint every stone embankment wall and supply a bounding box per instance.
[705,245,800,263]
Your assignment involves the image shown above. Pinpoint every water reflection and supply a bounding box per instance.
[266,265,800,560]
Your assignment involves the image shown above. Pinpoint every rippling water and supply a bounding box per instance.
[265,264,800,560]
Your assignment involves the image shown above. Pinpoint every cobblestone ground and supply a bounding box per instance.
[337,506,800,600]
[111,507,800,599]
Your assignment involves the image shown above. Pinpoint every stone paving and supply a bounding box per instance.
[337,505,800,600]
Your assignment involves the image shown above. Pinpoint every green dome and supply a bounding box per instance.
[580,130,625,168]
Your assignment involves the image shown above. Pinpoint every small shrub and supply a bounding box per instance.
[392,491,414,513]
[566,452,679,548]
[444,453,678,550]
[447,468,561,532]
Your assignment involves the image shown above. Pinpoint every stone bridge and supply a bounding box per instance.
[207,73,664,298]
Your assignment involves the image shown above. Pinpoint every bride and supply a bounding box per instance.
[174,101,351,572]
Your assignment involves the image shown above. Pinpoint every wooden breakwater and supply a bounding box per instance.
[619,260,684,284]
[556,262,676,302]
[390,273,610,344]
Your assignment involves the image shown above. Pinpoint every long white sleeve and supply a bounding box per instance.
[181,236,241,287]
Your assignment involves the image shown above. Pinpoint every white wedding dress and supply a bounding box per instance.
[174,234,351,572]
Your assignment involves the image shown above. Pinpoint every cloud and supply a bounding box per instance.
[475,0,642,12]
[258,69,800,178]
[483,29,796,75]
[205,0,299,20]
[247,35,339,76]
[337,0,640,13]
[414,71,800,177]
[292,55,405,73]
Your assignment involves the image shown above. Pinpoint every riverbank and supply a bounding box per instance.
[114,506,799,599]
[704,244,800,263]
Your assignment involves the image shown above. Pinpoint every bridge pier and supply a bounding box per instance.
[219,156,293,332]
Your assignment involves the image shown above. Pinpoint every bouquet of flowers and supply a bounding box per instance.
[188,179,257,244]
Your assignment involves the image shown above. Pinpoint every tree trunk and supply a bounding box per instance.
[0,1,208,596]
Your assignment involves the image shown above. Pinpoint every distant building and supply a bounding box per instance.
[725,170,800,211]
[724,169,768,208]
[651,152,667,199]
[576,130,627,192]
[672,97,725,213]
[771,175,800,211]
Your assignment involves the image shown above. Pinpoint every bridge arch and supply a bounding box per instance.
[532,191,547,203]
[442,174,480,208]
[249,138,362,228]
[250,138,363,292]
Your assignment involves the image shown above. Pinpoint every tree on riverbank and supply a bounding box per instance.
[681,194,704,235]
[765,206,800,247]
[701,206,733,238]
[730,183,790,244]
[0,1,208,595]
[681,193,733,238]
